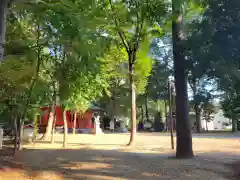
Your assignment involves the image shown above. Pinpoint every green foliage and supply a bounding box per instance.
[221,93,240,120]
[184,0,240,122]
[202,102,216,122]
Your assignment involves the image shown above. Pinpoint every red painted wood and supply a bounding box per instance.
[40,106,93,129]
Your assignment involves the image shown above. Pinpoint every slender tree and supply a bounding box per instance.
[0,0,8,61]
[105,0,167,145]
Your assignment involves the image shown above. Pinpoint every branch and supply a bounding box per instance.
[108,0,130,53]
[131,2,146,64]
[134,5,145,51]
[20,23,42,122]
[188,78,195,95]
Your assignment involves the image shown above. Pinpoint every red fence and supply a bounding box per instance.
[40,106,93,129]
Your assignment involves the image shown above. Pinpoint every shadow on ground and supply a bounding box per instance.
[0,147,239,180]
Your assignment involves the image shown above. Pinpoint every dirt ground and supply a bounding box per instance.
[0,133,240,180]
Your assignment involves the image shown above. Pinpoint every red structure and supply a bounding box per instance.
[39,106,94,129]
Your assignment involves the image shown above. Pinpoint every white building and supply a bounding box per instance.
[191,109,231,131]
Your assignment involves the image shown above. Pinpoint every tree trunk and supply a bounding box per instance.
[73,111,77,134]
[51,106,57,144]
[128,61,137,146]
[205,120,208,132]
[191,77,201,133]
[43,106,54,141]
[172,4,193,158]
[51,90,60,143]
[0,0,8,62]
[232,118,237,132]
[33,111,38,143]
[110,92,116,122]
[63,109,68,148]
[144,93,149,122]
[164,100,168,131]
[17,120,24,150]
[13,114,18,154]
[195,105,201,133]
[140,105,144,123]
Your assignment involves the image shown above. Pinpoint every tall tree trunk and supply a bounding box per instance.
[205,120,208,132]
[191,77,201,133]
[232,118,237,132]
[140,105,144,123]
[144,93,149,122]
[0,0,8,62]
[63,109,68,148]
[18,32,42,148]
[51,92,59,143]
[43,106,54,141]
[13,113,18,154]
[73,111,77,134]
[164,100,168,131]
[50,80,57,143]
[110,92,116,121]
[128,60,137,146]
[17,120,24,150]
[172,4,193,158]
[51,106,56,144]
[195,105,201,133]
[32,111,38,143]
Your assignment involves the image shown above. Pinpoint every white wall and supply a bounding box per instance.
[212,110,231,130]
[191,109,231,131]
[201,120,214,131]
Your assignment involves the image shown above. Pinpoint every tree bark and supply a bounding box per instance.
[195,105,201,133]
[17,120,24,150]
[73,111,77,134]
[13,113,18,154]
[191,77,201,133]
[127,59,137,146]
[43,106,54,141]
[63,109,68,148]
[172,4,193,158]
[51,106,56,144]
[0,0,8,62]
[110,91,116,122]
[144,93,149,122]
[205,120,208,132]
[140,105,144,123]
[164,100,168,131]
[32,111,38,143]
[232,118,237,132]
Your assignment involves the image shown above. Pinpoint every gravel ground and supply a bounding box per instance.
[0,133,240,180]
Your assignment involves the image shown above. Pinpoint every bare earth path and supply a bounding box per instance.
[1,133,240,180]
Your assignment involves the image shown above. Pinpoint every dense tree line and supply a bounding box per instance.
[0,0,239,158]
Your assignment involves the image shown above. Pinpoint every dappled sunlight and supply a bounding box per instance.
[62,162,113,170]
[23,133,240,156]
[71,174,129,180]
[32,171,63,180]
[1,133,239,179]
[0,169,30,180]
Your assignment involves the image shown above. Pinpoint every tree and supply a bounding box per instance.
[145,37,172,129]
[221,91,240,132]
[0,0,38,61]
[185,25,212,133]
[172,0,193,158]
[104,0,167,145]
[202,102,216,132]
[0,0,9,61]
[183,0,240,133]
[1,0,115,149]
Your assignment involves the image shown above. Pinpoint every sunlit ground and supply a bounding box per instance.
[1,133,240,180]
